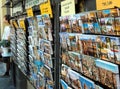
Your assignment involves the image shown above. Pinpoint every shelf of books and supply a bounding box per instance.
[27,14,54,89]
[60,8,120,89]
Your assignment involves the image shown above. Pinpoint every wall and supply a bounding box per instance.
[0,0,7,39]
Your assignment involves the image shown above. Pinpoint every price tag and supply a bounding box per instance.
[19,20,26,30]
[96,0,120,10]
[27,8,34,17]
[40,0,53,18]
[61,0,75,16]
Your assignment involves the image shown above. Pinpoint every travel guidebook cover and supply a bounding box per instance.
[95,59,120,89]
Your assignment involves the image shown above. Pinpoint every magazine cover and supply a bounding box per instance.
[68,51,82,73]
[96,59,120,89]
[67,33,82,53]
[60,32,68,51]
[114,17,120,36]
[44,53,53,68]
[43,40,53,54]
[60,16,71,32]
[79,75,95,89]
[81,55,99,80]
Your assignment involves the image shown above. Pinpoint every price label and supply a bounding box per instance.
[19,20,26,30]
[96,0,120,10]
[27,8,34,17]
[40,0,53,18]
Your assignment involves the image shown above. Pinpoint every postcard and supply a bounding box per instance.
[68,51,82,73]
[81,55,99,80]
[60,79,69,89]
[96,59,120,89]
[79,75,95,89]
[38,72,45,89]
[70,14,83,33]
[60,32,68,51]
[114,17,120,36]
[44,53,53,68]
[60,16,71,32]
[36,15,45,27]
[67,33,82,53]
[43,40,53,54]
[44,65,53,85]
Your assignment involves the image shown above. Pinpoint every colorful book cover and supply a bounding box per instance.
[81,55,99,80]
[79,75,95,89]
[95,59,120,89]
[68,51,82,73]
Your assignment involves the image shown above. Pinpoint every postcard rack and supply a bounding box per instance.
[8,0,120,89]
[59,7,120,89]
